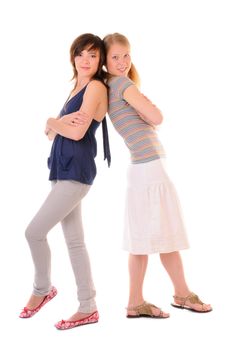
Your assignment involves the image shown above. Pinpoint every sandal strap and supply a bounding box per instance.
[127,301,161,316]
[173,293,204,307]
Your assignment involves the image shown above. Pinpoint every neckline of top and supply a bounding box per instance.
[66,84,88,105]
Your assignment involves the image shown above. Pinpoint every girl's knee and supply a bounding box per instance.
[25,224,34,241]
[25,222,43,242]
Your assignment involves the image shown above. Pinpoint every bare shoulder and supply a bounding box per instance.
[86,80,107,94]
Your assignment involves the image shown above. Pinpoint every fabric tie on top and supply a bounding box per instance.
[102,117,111,167]
[48,85,111,185]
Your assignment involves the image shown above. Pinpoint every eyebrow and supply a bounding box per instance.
[88,50,99,54]
[111,53,129,56]
[87,48,98,52]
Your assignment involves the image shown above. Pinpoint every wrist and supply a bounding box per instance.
[47,117,55,127]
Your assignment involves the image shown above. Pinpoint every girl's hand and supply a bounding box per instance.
[142,94,159,109]
[137,95,160,128]
[61,111,89,126]
[45,123,57,140]
[72,111,90,125]
[141,94,152,103]
[45,126,50,135]
[123,84,163,126]
[137,111,156,128]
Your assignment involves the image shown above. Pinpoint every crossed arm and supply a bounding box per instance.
[45,80,107,141]
[123,85,163,126]
[45,111,89,141]
[48,84,163,130]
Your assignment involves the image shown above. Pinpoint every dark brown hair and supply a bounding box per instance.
[70,33,107,88]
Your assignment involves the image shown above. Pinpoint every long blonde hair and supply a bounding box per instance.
[103,33,140,87]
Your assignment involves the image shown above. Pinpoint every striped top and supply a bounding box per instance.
[108,76,165,164]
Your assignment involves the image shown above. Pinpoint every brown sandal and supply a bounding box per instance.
[126,301,169,319]
[171,292,212,313]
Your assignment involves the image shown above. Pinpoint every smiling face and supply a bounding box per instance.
[106,43,131,77]
[74,46,100,80]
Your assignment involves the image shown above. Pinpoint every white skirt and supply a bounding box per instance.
[123,159,190,254]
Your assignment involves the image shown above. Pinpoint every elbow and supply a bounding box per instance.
[72,131,85,141]
[148,105,163,125]
[151,109,163,125]
[155,113,163,125]
[73,135,82,141]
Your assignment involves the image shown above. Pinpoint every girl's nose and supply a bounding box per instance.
[117,59,125,68]
[82,55,90,63]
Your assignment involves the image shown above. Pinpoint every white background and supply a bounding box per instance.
[0,0,231,348]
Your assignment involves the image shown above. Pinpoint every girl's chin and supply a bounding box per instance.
[116,72,127,76]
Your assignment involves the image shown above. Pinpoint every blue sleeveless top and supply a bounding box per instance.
[47,84,111,185]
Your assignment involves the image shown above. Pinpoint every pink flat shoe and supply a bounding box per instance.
[19,286,57,318]
[55,311,99,330]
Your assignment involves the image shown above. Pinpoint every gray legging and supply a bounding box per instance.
[25,180,96,313]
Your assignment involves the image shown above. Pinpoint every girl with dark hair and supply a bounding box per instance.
[19,33,111,330]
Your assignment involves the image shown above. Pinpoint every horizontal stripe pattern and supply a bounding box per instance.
[108,76,165,163]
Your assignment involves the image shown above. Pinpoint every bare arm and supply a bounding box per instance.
[46,81,107,140]
[45,112,89,141]
[123,85,163,125]
[45,127,57,141]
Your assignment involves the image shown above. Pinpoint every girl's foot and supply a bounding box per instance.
[67,311,96,322]
[172,292,212,312]
[19,286,57,318]
[127,301,170,318]
[25,295,46,310]
[55,311,99,330]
